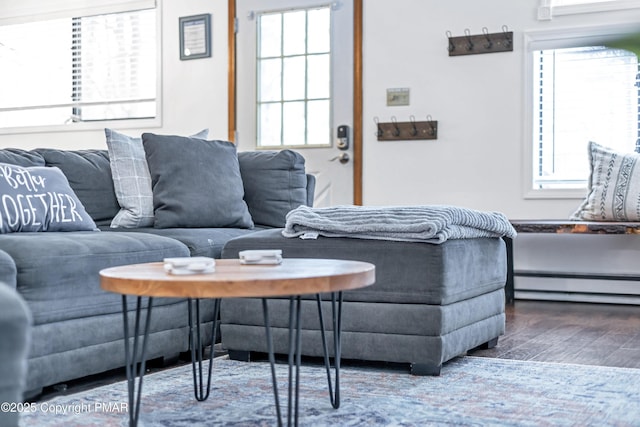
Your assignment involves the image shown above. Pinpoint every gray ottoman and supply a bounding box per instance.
[220,228,506,375]
[0,282,31,427]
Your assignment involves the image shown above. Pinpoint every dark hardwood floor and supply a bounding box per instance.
[34,300,640,402]
[469,300,640,369]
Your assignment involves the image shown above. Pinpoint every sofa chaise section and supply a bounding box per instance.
[220,228,507,375]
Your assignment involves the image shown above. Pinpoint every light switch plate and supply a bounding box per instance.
[386,88,410,106]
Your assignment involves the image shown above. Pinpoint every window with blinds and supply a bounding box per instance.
[0,7,156,130]
[533,46,639,189]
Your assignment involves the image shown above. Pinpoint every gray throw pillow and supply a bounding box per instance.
[142,133,254,229]
[34,148,119,225]
[238,150,309,227]
[571,141,640,221]
[0,163,98,233]
[105,128,209,228]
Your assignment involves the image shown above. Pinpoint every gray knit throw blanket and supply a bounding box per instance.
[282,205,517,244]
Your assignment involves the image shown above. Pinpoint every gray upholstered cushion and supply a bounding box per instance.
[105,128,209,228]
[237,150,308,227]
[102,226,263,258]
[142,133,253,229]
[571,141,640,221]
[0,163,98,233]
[0,149,45,167]
[0,231,189,325]
[222,228,506,305]
[34,149,120,225]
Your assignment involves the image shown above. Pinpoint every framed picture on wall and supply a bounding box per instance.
[179,14,211,60]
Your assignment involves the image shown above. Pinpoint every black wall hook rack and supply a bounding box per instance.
[374,116,438,141]
[447,26,513,56]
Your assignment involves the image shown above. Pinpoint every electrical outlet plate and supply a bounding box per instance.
[386,88,410,106]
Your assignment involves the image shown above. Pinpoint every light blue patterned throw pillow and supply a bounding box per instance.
[105,128,208,228]
[0,163,98,233]
[571,141,640,221]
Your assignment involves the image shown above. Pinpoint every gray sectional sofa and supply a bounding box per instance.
[0,143,314,398]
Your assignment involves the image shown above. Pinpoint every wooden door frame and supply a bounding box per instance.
[228,0,364,205]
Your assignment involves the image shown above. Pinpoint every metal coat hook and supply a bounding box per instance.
[464,29,474,51]
[409,115,418,136]
[391,116,400,137]
[502,25,512,48]
[373,117,383,137]
[426,115,436,136]
[446,31,455,53]
[482,27,493,49]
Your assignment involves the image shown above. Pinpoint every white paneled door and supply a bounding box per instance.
[235,0,354,206]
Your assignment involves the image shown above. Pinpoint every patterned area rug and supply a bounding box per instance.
[20,356,640,426]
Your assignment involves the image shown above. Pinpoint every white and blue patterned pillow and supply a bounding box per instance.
[105,128,208,228]
[571,141,640,221]
[0,163,98,233]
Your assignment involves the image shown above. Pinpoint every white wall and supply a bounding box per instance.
[361,0,640,219]
[2,0,640,300]
[361,0,640,303]
[4,0,639,218]
[0,0,229,150]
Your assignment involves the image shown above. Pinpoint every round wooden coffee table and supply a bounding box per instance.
[100,258,375,427]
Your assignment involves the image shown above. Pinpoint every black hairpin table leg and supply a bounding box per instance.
[188,298,220,401]
[262,292,345,426]
[316,291,343,409]
[263,296,303,427]
[121,295,154,427]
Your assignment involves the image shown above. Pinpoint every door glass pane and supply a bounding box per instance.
[283,56,306,100]
[283,101,305,145]
[283,11,306,56]
[259,103,282,147]
[308,8,330,53]
[307,54,330,99]
[257,6,331,147]
[259,13,281,58]
[258,58,282,102]
[307,99,330,145]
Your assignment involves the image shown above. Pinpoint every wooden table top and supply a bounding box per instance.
[510,220,640,234]
[100,258,376,299]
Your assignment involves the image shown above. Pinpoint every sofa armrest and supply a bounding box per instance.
[0,282,31,425]
[0,249,17,289]
[238,150,311,227]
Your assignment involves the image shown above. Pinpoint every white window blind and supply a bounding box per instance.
[0,7,157,130]
[533,46,639,189]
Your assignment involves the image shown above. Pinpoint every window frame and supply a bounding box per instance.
[538,0,640,20]
[522,23,640,199]
[0,3,162,136]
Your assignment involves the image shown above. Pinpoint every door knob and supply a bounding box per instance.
[330,152,350,164]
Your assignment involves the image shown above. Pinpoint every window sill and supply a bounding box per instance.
[523,188,588,200]
[0,117,161,136]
